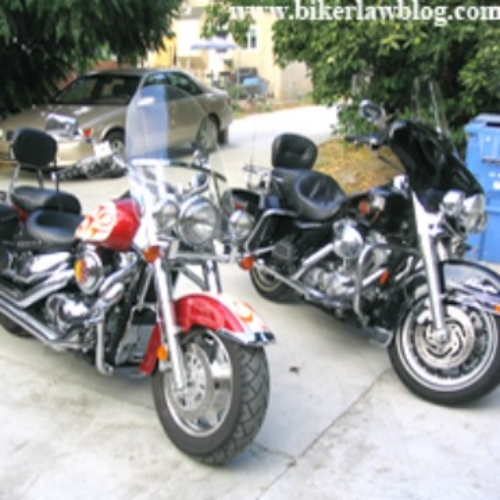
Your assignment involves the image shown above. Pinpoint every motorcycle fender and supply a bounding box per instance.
[139,292,275,375]
[440,259,500,315]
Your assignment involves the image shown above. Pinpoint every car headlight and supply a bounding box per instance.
[178,197,219,246]
[461,193,487,234]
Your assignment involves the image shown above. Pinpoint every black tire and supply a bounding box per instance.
[389,295,500,405]
[218,128,229,145]
[0,314,31,338]
[104,130,125,157]
[250,266,296,303]
[152,328,270,465]
[195,117,218,153]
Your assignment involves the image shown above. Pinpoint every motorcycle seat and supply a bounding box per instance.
[272,133,318,170]
[291,170,345,221]
[11,186,82,215]
[26,209,83,247]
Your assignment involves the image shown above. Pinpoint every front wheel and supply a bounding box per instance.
[152,328,270,465]
[389,296,500,405]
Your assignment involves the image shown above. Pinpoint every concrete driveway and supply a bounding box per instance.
[0,106,499,500]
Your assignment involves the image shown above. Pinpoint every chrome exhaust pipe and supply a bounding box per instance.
[0,295,61,345]
[0,269,74,309]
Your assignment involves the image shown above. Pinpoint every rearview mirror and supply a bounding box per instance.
[359,100,385,123]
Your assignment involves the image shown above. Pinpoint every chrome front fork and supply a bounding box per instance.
[412,194,448,340]
[154,252,187,390]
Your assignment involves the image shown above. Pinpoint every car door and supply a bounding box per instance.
[141,72,183,147]
[164,72,207,144]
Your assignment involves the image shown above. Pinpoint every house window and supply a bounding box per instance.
[245,28,258,50]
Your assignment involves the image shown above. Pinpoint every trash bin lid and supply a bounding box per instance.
[467,114,500,129]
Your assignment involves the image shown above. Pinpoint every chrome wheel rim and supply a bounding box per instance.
[108,136,125,157]
[164,331,233,437]
[198,119,217,152]
[397,301,498,391]
[252,267,282,292]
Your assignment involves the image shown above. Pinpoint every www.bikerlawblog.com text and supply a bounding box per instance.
[230,1,500,27]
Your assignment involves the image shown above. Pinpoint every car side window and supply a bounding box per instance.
[167,73,203,96]
[54,77,97,104]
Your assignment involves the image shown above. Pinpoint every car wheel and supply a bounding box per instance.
[105,131,125,157]
[218,128,229,145]
[195,117,218,153]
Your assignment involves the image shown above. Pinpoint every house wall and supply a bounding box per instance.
[230,12,312,101]
[146,1,313,100]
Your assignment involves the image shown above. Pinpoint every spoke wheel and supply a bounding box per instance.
[152,328,269,464]
[389,296,500,405]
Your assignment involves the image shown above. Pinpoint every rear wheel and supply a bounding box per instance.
[105,130,125,157]
[250,266,296,303]
[0,314,30,338]
[195,117,218,153]
[152,327,270,465]
[389,295,500,405]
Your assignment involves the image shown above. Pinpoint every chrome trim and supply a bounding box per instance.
[253,260,322,299]
[0,269,74,309]
[217,329,276,347]
[244,208,297,253]
[413,193,447,340]
[154,255,187,389]
[291,243,335,280]
[0,294,77,348]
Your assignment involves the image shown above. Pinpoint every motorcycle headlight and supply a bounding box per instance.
[332,220,364,260]
[229,209,254,243]
[155,200,179,237]
[441,190,465,218]
[178,197,219,246]
[461,193,487,234]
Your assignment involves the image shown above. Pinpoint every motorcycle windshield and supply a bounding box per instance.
[125,83,232,248]
[411,77,450,140]
[389,77,482,204]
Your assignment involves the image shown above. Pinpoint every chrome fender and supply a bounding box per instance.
[139,292,275,375]
[440,259,500,315]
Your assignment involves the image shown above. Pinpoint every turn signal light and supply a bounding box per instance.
[379,270,390,286]
[157,344,169,361]
[143,245,161,263]
[82,128,94,139]
[238,256,254,271]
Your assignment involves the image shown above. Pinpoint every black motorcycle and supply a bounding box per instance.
[229,78,500,405]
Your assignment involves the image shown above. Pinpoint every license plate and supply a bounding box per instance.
[94,141,113,158]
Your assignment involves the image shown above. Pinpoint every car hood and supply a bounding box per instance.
[0,104,125,134]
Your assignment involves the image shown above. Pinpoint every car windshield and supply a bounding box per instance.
[52,74,141,105]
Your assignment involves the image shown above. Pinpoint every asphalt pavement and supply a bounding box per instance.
[0,106,499,500]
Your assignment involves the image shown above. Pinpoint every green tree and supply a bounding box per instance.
[0,0,181,116]
[203,0,500,142]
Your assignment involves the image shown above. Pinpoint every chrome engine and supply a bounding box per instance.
[44,293,93,339]
[0,249,72,285]
[301,221,390,300]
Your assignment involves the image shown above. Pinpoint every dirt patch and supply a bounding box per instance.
[315,138,403,193]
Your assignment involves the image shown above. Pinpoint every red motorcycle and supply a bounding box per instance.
[0,85,274,464]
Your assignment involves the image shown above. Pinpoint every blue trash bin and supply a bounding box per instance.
[465,114,500,263]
